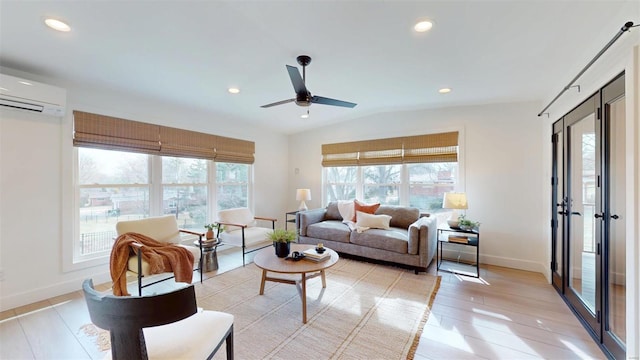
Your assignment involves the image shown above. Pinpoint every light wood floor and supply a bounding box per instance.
[0,248,605,359]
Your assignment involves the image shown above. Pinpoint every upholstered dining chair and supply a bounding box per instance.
[82,279,234,360]
[215,208,276,266]
[115,215,204,296]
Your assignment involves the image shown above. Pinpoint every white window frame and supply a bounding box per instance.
[64,148,253,271]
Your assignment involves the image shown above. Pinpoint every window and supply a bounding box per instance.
[216,162,250,210]
[363,165,401,205]
[77,148,150,260]
[162,157,208,230]
[325,166,357,202]
[408,162,457,212]
[75,149,252,262]
[324,162,457,213]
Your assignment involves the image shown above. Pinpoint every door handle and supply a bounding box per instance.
[571,211,582,216]
[558,211,567,215]
[594,213,604,219]
[611,214,620,220]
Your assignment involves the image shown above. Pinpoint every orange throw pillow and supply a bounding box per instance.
[352,200,381,221]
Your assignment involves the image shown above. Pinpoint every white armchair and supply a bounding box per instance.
[115,215,204,296]
[216,208,276,266]
[83,279,234,360]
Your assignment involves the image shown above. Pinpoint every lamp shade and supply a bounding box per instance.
[296,189,311,201]
[442,192,468,210]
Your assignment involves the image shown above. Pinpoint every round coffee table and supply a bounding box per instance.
[253,243,339,323]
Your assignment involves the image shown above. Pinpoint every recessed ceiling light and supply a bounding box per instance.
[439,88,452,94]
[228,87,240,94]
[301,112,309,119]
[414,20,433,33]
[44,18,71,32]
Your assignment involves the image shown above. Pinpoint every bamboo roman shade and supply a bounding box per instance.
[321,131,458,167]
[73,111,161,153]
[403,131,458,163]
[73,110,254,163]
[214,135,255,164]
[158,126,216,159]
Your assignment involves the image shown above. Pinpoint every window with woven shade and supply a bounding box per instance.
[71,110,255,264]
[322,131,460,214]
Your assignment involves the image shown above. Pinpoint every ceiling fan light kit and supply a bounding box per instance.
[261,55,357,109]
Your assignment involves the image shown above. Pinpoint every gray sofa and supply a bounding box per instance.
[296,202,437,273]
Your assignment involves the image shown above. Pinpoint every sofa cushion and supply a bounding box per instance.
[306,221,351,243]
[376,205,420,229]
[349,227,409,254]
[219,226,272,248]
[353,200,380,221]
[325,202,342,221]
[355,211,391,230]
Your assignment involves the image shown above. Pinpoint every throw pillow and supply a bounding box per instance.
[353,200,381,221]
[355,211,391,230]
[337,200,355,223]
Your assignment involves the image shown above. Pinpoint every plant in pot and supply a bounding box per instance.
[457,215,480,231]
[204,223,221,240]
[268,229,297,258]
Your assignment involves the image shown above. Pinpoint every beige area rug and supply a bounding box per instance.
[82,258,440,359]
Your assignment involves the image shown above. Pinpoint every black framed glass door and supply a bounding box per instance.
[551,72,626,359]
[564,92,601,334]
[601,74,626,359]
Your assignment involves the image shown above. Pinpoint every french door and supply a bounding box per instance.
[551,73,625,359]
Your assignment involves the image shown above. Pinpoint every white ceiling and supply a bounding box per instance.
[0,1,637,134]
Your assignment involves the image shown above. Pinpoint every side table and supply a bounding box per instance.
[436,225,480,277]
[195,238,220,272]
[285,210,299,230]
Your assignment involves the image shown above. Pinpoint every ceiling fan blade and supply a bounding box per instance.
[286,65,308,95]
[311,95,357,108]
[260,98,295,108]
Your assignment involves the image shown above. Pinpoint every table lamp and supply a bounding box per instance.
[442,192,468,228]
[296,188,311,211]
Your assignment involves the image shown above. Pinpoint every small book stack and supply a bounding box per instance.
[303,248,331,262]
[448,235,469,244]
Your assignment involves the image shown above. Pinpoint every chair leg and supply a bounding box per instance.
[226,326,234,360]
[137,250,143,296]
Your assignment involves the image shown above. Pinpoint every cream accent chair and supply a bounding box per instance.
[215,208,276,266]
[83,279,234,360]
[115,215,204,296]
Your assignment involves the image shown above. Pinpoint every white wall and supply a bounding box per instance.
[0,70,289,311]
[288,101,546,273]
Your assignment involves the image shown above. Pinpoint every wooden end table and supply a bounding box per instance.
[253,243,339,323]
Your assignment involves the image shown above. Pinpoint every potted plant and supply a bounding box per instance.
[458,215,480,231]
[204,223,221,240]
[268,229,297,258]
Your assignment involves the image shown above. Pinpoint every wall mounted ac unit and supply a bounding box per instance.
[0,73,66,117]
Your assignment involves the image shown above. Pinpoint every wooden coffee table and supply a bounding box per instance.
[253,243,339,323]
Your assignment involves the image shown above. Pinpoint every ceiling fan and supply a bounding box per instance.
[261,55,357,109]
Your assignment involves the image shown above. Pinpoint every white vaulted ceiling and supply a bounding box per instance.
[0,1,637,133]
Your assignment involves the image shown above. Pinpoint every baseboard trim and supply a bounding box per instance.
[0,271,111,312]
[440,248,546,276]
